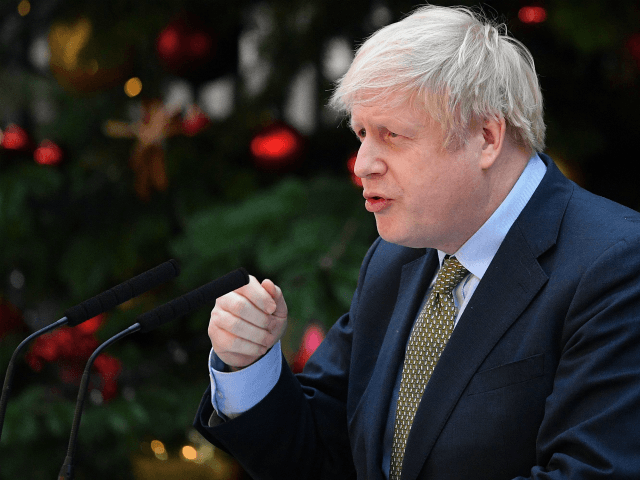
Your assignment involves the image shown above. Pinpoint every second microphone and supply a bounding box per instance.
[135,268,250,333]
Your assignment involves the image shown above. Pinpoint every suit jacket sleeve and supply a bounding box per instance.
[512,235,640,479]
[192,239,385,480]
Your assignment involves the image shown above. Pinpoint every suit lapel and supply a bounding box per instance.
[400,156,573,480]
[401,226,548,480]
[355,249,439,480]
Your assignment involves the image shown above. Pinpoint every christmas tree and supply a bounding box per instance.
[1,0,639,478]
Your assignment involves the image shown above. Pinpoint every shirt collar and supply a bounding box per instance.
[437,153,547,279]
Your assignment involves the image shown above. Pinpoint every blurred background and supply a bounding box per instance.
[0,0,639,478]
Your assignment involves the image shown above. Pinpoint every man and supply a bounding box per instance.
[194,5,640,479]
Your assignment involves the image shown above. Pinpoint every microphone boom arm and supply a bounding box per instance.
[57,267,249,479]
[58,323,141,480]
[0,317,68,440]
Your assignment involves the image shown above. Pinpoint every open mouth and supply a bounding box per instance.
[364,196,391,213]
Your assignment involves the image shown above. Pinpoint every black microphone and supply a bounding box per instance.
[58,267,249,480]
[136,267,250,332]
[0,259,180,442]
[63,259,181,326]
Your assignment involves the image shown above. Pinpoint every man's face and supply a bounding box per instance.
[350,100,486,251]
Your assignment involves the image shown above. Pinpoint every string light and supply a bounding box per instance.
[150,440,165,454]
[17,0,30,16]
[150,440,168,460]
[124,77,142,97]
[181,445,198,461]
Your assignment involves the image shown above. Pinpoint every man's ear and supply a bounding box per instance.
[479,116,506,169]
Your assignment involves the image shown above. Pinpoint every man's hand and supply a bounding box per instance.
[208,275,288,369]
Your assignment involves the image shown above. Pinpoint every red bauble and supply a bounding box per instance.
[292,324,325,373]
[75,313,105,335]
[250,122,305,170]
[34,140,64,166]
[182,105,210,136]
[518,6,547,24]
[1,124,30,151]
[24,313,120,400]
[93,353,122,401]
[156,16,216,76]
[157,27,180,59]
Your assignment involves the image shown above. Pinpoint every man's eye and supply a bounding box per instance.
[389,132,399,138]
[358,128,366,139]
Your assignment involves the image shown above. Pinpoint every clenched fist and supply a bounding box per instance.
[208,275,287,368]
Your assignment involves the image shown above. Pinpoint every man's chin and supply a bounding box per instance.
[377,228,415,248]
[377,224,436,249]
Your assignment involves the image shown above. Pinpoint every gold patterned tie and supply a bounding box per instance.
[389,256,469,480]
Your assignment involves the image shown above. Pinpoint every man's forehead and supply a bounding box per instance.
[349,102,433,130]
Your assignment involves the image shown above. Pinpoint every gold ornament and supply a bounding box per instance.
[48,17,131,93]
[104,100,184,201]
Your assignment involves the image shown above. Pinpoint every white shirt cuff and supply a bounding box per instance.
[209,341,282,419]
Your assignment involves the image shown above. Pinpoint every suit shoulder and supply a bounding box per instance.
[565,184,640,239]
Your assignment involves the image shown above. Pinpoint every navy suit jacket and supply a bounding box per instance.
[195,155,640,479]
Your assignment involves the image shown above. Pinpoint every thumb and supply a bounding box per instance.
[261,279,287,318]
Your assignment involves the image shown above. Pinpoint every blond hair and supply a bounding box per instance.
[329,5,545,152]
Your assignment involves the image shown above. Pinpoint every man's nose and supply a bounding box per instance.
[353,138,386,179]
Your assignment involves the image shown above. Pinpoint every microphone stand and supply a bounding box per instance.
[58,323,141,480]
[0,259,179,443]
[57,267,248,478]
[0,317,68,441]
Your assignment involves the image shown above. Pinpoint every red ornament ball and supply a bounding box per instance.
[34,140,64,166]
[182,105,210,136]
[250,122,304,170]
[518,6,547,24]
[156,16,216,75]
[292,324,325,373]
[1,124,30,151]
[157,27,180,59]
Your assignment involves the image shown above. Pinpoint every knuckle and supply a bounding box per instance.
[230,336,245,353]
[218,334,235,353]
[228,296,246,316]
[209,307,222,323]
[258,331,271,346]
[229,318,244,337]
[215,292,236,310]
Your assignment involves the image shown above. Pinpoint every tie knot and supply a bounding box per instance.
[432,256,469,295]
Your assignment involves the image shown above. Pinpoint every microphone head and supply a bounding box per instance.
[137,267,249,333]
[64,259,181,326]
